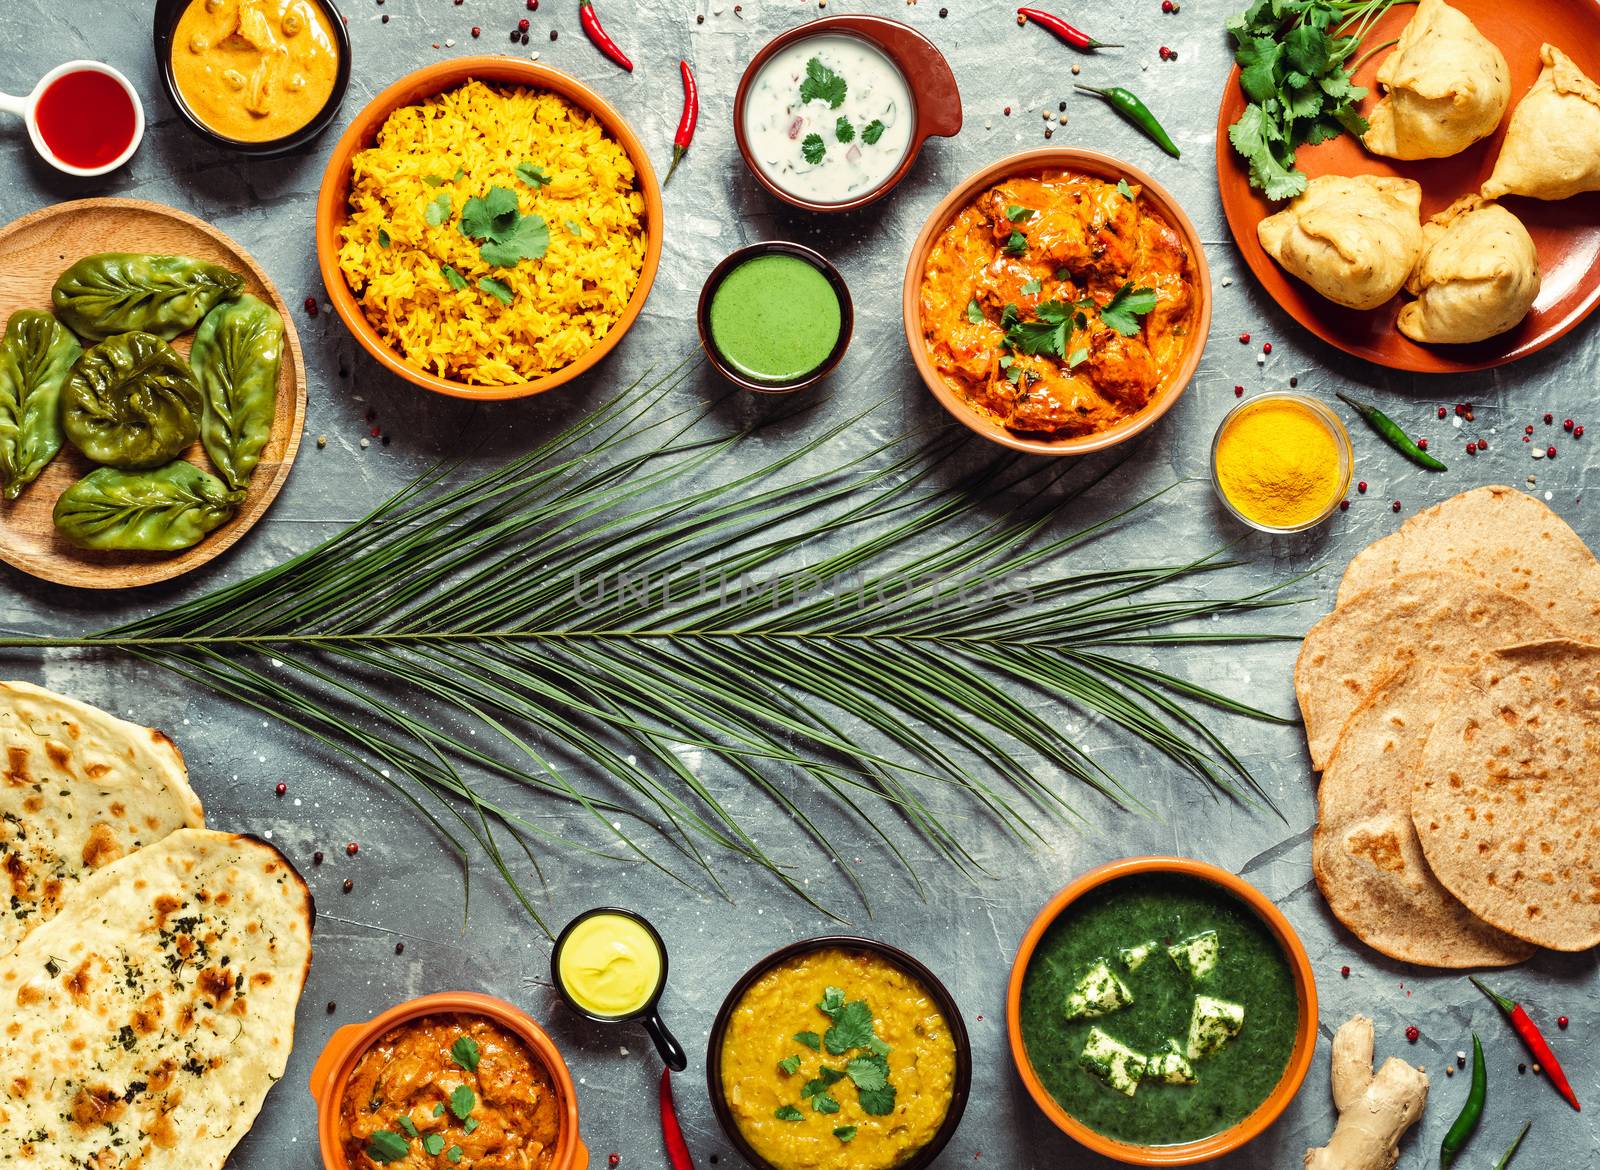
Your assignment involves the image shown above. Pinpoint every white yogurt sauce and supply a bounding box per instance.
[743,34,914,204]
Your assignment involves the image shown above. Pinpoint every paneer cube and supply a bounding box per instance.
[1185,994,1246,1060]
[1167,930,1220,980]
[1079,1027,1148,1098]
[1118,941,1158,972]
[1064,959,1135,1020]
[1144,1039,1198,1085]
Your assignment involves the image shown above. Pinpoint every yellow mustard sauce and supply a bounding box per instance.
[171,0,339,142]
[556,913,662,1017]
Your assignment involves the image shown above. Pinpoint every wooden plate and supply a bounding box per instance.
[0,198,306,588]
[1216,0,1600,373]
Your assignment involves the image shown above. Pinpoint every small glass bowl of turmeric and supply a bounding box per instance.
[1210,393,1352,534]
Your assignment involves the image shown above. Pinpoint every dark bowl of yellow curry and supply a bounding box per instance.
[154,0,351,157]
[904,148,1212,457]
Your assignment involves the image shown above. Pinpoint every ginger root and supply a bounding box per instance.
[1305,1015,1429,1170]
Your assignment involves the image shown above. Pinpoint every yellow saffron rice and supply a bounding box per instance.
[338,80,646,386]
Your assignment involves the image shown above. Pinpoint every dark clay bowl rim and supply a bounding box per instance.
[732,15,961,214]
[706,934,973,1170]
[153,0,352,157]
[549,905,670,1023]
[697,241,855,395]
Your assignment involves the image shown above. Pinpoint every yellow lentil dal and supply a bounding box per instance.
[337,80,646,386]
[719,948,957,1170]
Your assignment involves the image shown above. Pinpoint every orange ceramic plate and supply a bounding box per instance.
[1006,857,1319,1166]
[315,57,662,400]
[1216,0,1600,373]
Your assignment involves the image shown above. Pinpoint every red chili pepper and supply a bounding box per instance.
[579,0,632,72]
[659,1068,693,1170]
[1471,977,1581,1111]
[664,60,697,188]
[1017,7,1120,51]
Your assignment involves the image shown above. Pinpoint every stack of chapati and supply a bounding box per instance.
[1295,486,1600,967]
[0,681,312,1169]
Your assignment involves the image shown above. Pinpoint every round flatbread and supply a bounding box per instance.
[1336,486,1600,636]
[0,680,205,957]
[1314,663,1536,967]
[0,828,313,1169]
[1413,641,1600,951]
[1295,571,1559,771]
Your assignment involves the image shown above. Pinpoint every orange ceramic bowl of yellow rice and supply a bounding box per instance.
[315,58,662,399]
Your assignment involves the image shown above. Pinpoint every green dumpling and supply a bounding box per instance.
[52,253,244,342]
[0,309,80,499]
[54,462,241,552]
[191,294,283,493]
[62,331,204,470]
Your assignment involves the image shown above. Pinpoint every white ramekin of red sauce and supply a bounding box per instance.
[0,60,144,176]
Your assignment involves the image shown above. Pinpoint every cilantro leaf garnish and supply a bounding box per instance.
[397,1117,419,1138]
[448,1084,476,1121]
[1020,277,1043,297]
[1068,345,1090,368]
[778,1055,801,1076]
[458,186,549,267]
[460,186,518,239]
[423,175,446,187]
[478,217,549,267]
[365,1131,410,1163]
[440,265,468,292]
[1003,230,1028,257]
[451,1035,480,1072]
[867,1035,893,1057]
[802,1066,846,1098]
[446,1148,464,1165]
[1005,300,1079,358]
[1099,283,1159,336]
[377,228,391,249]
[463,1118,480,1134]
[775,1105,804,1122]
[812,1091,841,1114]
[861,120,885,145]
[1000,303,1022,330]
[833,1126,858,1143]
[799,58,847,108]
[424,192,452,227]
[835,117,855,144]
[422,1133,446,1156]
[478,277,515,305]
[801,134,826,165]
[823,1000,875,1054]
[845,1053,889,1092]
[1116,178,1135,201]
[818,988,846,1018]
[515,162,551,189]
[1005,204,1036,223]
[795,1031,822,1050]
[565,219,583,237]
[858,1083,897,1116]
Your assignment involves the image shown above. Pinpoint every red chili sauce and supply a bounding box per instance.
[34,70,137,170]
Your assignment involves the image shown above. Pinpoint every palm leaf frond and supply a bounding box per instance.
[0,371,1301,929]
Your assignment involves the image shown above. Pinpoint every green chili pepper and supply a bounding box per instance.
[1336,391,1449,472]
[1073,85,1180,158]
[1440,1033,1486,1169]
[1492,1121,1531,1170]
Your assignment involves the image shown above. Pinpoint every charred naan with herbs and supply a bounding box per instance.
[0,829,313,1169]
[920,171,1196,438]
[0,680,204,957]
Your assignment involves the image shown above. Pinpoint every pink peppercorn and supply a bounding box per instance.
[1405,1025,1420,1042]
[1392,500,1401,512]
[346,841,360,856]
[1234,385,1244,397]
[275,782,287,797]
[303,297,318,317]
[1357,481,1367,493]
[471,25,479,36]
[1564,418,1575,431]
[1239,332,1251,343]
[1416,438,1428,451]
[519,17,530,30]
[1545,412,1554,424]
[1339,500,1349,511]
[1467,442,1477,454]
[1262,341,1273,354]
[1548,446,1557,458]
[1438,406,1448,419]
[1162,0,1174,9]
[1558,1016,1569,1029]
[528,0,538,8]
[608,1157,620,1169]
[1477,438,1487,450]
[1340,965,1350,977]
[1575,426,1584,438]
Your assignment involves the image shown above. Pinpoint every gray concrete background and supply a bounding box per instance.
[1,1,1596,1168]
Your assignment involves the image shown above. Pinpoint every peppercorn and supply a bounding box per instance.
[1526,425,1536,434]
[347,841,360,856]
[550,28,558,39]
[1564,418,1574,431]
[380,12,388,21]
[1392,500,1402,512]
[1405,1025,1420,1042]
[395,941,405,954]
[1339,500,1349,512]
[1467,441,1477,454]
[1545,412,1554,424]
[1416,438,1428,451]
[510,29,519,41]
[528,0,538,8]
[327,1001,337,1013]
[1477,438,1486,450]
[1519,1062,1527,1074]
[608,1157,620,1169]
[1548,446,1557,458]
[519,17,530,30]
[1004,106,1012,116]
[342,878,354,893]
[1239,332,1250,343]
[275,782,287,796]
[1558,1016,1569,1029]
[1438,406,1448,418]
[521,31,529,43]
[303,296,318,316]
[1262,341,1273,354]
[1575,426,1585,438]
[939,6,949,15]
[1357,481,1367,493]
[471,25,479,36]
[1289,376,1298,387]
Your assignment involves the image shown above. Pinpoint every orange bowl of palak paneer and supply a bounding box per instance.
[1006,857,1317,1165]
[904,148,1211,456]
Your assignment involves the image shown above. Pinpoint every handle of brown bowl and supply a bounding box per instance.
[887,26,963,139]
[643,1005,688,1072]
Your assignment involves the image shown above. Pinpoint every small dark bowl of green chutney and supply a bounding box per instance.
[698,242,853,394]
[1006,856,1318,1164]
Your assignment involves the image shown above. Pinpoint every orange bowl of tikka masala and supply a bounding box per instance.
[905,149,1211,455]
[310,991,588,1170]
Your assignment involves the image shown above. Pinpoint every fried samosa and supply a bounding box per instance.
[1398,196,1540,345]
[1483,44,1600,201]
[1363,0,1510,160]
[1257,175,1424,310]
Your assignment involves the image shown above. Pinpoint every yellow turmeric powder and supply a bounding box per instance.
[1215,396,1345,529]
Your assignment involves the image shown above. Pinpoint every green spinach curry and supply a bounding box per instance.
[1019,873,1298,1145]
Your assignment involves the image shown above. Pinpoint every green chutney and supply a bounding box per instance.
[1018,873,1299,1146]
[708,253,842,384]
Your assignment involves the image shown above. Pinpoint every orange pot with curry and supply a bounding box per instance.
[905,149,1211,455]
[310,991,588,1170]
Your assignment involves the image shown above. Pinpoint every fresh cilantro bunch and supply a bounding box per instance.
[799,58,847,108]
[984,284,1159,376]
[458,185,550,269]
[771,987,898,1130]
[1226,0,1403,201]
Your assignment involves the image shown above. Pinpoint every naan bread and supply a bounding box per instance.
[1397,196,1540,344]
[1295,570,1559,771]
[0,681,204,956]
[1315,664,1536,967]
[1257,175,1424,310]
[1363,0,1510,160]
[1483,43,1600,201]
[0,829,313,1168]
[1412,642,1600,951]
[1335,486,1600,635]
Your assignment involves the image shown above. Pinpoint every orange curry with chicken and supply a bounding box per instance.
[341,1012,561,1170]
[920,171,1197,437]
